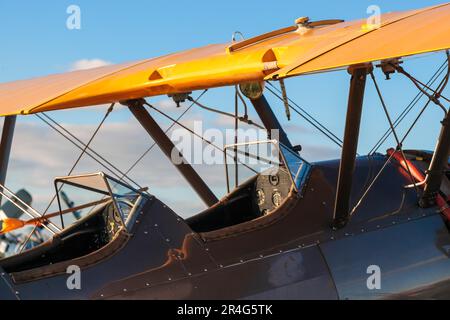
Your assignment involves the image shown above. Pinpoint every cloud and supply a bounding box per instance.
[6,117,227,218]
[5,108,341,220]
[69,59,112,71]
[283,123,313,135]
[153,98,184,112]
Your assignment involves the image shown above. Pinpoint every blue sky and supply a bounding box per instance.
[0,0,449,217]
[0,0,446,80]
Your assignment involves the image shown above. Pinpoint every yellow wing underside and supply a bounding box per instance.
[1,3,450,116]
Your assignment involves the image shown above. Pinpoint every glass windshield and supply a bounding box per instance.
[0,173,144,258]
[280,144,311,189]
[224,140,280,192]
[105,176,141,223]
[54,172,142,230]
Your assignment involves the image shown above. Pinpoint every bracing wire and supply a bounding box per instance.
[394,64,449,114]
[369,59,449,155]
[20,104,115,252]
[117,90,209,183]
[143,101,259,174]
[266,82,344,148]
[36,113,143,190]
[349,60,450,218]
[234,86,239,189]
[188,96,265,130]
[370,72,419,196]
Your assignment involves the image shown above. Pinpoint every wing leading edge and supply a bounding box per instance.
[0,3,449,116]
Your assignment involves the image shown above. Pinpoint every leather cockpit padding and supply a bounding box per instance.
[199,191,300,242]
[10,229,130,284]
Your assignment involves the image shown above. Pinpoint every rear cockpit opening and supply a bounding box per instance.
[187,140,311,234]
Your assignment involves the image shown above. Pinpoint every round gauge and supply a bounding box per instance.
[256,189,266,206]
[239,81,265,100]
[272,191,282,208]
[269,174,280,186]
[113,210,123,223]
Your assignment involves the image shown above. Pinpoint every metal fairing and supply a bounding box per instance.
[320,215,450,299]
[317,155,424,226]
[98,246,337,300]
[94,155,441,299]
[2,154,449,299]
[7,197,196,299]
[95,156,440,299]
[0,268,18,300]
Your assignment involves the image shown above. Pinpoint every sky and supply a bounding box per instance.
[0,0,449,219]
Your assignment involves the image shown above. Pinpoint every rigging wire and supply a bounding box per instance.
[392,54,450,106]
[20,104,115,253]
[235,87,249,117]
[370,72,419,195]
[36,113,142,190]
[348,63,450,218]
[398,61,450,144]
[265,82,344,148]
[399,72,450,104]
[393,63,450,114]
[143,101,259,174]
[116,90,209,183]
[399,55,450,144]
[349,149,398,218]
[65,91,209,218]
[187,96,265,130]
[369,59,449,155]
[21,56,449,245]
[234,87,239,189]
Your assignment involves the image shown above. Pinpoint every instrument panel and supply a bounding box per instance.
[253,167,292,216]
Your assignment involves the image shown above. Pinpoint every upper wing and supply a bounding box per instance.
[0,3,449,116]
[269,2,450,79]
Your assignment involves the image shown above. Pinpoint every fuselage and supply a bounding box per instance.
[0,153,448,300]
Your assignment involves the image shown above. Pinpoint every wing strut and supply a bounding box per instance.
[0,116,16,205]
[249,95,294,150]
[333,63,372,229]
[421,110,450,207]
[390,56,450,207]
[125,99,218,207]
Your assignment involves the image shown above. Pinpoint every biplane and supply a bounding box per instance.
[0,3,450,300]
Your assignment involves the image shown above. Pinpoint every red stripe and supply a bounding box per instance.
[387,148,450,221]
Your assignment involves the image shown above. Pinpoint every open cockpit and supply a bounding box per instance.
[187,140,311,233]
[0,139,311,274]
[0,173,146,273]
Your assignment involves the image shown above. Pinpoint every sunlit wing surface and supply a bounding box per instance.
[0,3,449,116]
[271,3,450,79]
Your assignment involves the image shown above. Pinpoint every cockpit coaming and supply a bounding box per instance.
[0,140,310,280]
[0,173,145,275]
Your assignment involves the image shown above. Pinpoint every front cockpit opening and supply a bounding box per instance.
[0,173,145,273]
[54,173,143,230]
